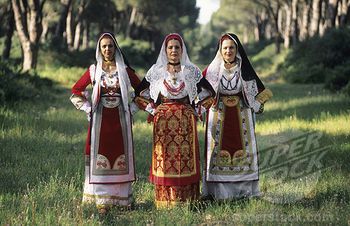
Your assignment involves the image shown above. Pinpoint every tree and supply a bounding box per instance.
[11,0,46,71]
[299,0,312,41]
[339,0,350,26]
[52,0,71,47]
[254,0,283,53]
[310,0,322,36]
[1,2,15,60]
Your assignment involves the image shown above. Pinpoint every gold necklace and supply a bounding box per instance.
[167,65,180,84]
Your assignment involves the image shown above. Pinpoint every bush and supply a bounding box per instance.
[342,81,350,96]
[284,64,330,83]
[0,62,54,104]
[325,62,350,93]
[282,28,350,85]
[119,38,155,69]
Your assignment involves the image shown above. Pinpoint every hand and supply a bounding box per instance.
[129,102,139,116]
[256,104,264,114]
[145,103,156,115]
[134,96,150,109]
[86,112,91,122]
[80,101,91,114]
[80,101,91,121]
[200,97,214,109]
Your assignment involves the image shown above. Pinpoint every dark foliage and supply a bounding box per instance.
[0,62,54,104]
[281,28,350,94]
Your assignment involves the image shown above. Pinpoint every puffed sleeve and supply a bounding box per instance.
[70,69,91,110]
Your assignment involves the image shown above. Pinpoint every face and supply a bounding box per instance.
[166,39,182,63]
[100,36,116,61]
[221,39,237,63]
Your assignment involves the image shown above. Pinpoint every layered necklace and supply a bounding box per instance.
[164,61,185,95]
[167,62,181,84]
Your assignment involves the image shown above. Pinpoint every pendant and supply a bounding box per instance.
[171,75,177,84]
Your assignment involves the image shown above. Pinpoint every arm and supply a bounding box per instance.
[126,67,142,115]
[255,87,273,114]
[127,67,141,89]
[196,74,216,110]
[70,69,91,112]
[134,78,156,115]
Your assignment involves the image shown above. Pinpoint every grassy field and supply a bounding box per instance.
[0,66,349,225]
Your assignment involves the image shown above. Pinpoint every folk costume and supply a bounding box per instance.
[134,33,214,208]
[202,33,272,200]
[70,32,140,209]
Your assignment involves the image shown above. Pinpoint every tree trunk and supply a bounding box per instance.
[41,17,49,42]
[319,0,327,36]
[254,9,267,42]
[22,42,35,71]
[243,27,249,44]
[300,0,312,40]
[11,0,44,72]
[339,0,350,26]
[310,0,322,37]
[66,2,73,51]
[2,4,15,60]
[291,0,299,46]
[72,0,90,51]
[275,3,282,53]
[126,6,137,38]
[81,20,89,50]
[53,0,72,45]
[262,0,282,53]
[73,21,81,50]
[265,23,272,39]
[283,2,292,48]
[326,0,339,28]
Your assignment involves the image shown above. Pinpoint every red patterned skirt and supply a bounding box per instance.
[150,102,200,207]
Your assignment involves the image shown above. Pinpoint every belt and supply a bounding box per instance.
[161,96,189,104]
[219,93,241,107]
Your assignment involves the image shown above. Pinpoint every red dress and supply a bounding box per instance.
[135,64,214,208]
[72,67,140,157]
[71,66,140,206]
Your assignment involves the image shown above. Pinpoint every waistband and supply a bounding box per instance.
[161,96,190,104]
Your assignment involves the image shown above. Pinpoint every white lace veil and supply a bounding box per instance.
[145,33,201,102]
[91,32,131,113]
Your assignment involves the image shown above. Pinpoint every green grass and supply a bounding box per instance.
[0,63,349,225]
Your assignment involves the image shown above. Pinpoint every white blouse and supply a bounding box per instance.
[218,64,242,95]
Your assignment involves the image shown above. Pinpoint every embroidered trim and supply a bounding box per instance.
[256,88,273,104]
[146,65,202,103]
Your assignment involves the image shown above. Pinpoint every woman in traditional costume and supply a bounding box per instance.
[202,33,272,200]
[70,32,140,213]
[134,33,214,208]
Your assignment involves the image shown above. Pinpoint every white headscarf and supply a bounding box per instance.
[205,33,242,93]
[145,33,202,102]
[91,32,131,113]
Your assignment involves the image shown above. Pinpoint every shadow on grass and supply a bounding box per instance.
[257,83,349,122]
